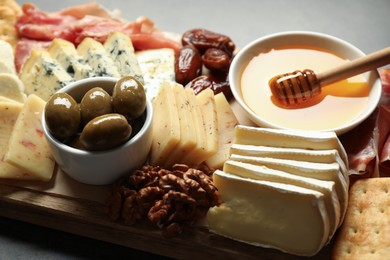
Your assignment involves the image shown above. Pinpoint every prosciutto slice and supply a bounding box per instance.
[14,3,181,72]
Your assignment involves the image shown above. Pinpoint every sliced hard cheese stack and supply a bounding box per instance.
[104,32,144,83]
[205,93,238,169]
[164,84,197,167]
[77,38,121,78]
[150,81,180,166]
[5,94,55,181]
[230,144,347,174]
[234,125,348,166]
[136,48,175,100]
[48,38,94,80]
[0,101,33,179]
[0,73,26,103]
[20,49,73,101]
[207,170,330,256]
[196,89,218,160]
[229,154,348,223]
[224,160,340,238]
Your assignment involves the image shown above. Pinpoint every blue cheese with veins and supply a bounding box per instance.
[20,49,73,101]
[136,48,175,100]
[77,38,121,78]
[48,38,95,80]
[104,32,144,83]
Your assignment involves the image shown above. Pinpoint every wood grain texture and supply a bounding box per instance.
[0,181,333,259]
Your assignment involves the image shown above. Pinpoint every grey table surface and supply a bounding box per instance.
[2,0,390,259]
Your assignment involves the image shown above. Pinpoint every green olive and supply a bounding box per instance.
[45,93,80,139]
[80,113,132,151]
[80,87,113,126]
[112,76,146,121]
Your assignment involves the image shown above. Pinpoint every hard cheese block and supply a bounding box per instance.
[20,49,73,101]
[0,101,32,179]
[104,32,144,83]
[205,93,238,169]
[207,170,330,257]
[5,94,55,181]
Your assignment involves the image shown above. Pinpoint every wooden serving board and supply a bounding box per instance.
[0,101,333,259]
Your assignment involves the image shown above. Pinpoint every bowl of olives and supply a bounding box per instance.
[42,76,153,185]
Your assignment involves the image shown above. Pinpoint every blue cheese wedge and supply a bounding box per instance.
[207,170,330,256]
[48,38,94,80]
[77,37,121,78]
[20,49,73,101]
[5,94,55,181]
[136,48,175,100]
[104,32,144,83]
[0,73,26,103]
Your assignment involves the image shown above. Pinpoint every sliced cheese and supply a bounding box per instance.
[0,101,34,179]
[164,83,197,167]
[104,32,144,83]
[5,94,55,181]
[0,40,16,74]
[77,37,121,78]
[149,81,180,166]
[224,159,340,237]
[207,170,330,256]
[48,38,94,80]
[233,125,348,167]
[0,73,26,103]
[180,88,207,165]
[136,48,175,100]
[205,93,238,169]
[196,89,218,159]
[20,49,73,101]
[228,154,348,221]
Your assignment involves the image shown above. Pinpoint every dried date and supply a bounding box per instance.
[182,28,235,56]
[202,48,231,72]
[175,45,202,85]
[185,74,232,100]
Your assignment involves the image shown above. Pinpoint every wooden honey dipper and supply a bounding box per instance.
[268,47,390,106]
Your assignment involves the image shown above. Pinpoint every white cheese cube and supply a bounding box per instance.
[5,94,55,181]
[207,170,330,256]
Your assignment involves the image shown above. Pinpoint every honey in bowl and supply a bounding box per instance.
[240,46,370,131]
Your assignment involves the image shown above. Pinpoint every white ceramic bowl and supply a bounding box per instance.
[42,77,153,185]
[229,31,382,135]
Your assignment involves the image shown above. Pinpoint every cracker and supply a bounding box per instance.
[0,0,21,16]
[332,177,390,259]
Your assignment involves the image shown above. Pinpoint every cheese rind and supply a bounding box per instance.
[205,93,238,169]
[5,94,55,181]
[224,159,341,236]
[207,170,330,256]
[104,32,144,83]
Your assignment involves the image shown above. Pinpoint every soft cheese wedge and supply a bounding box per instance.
[20,49,73,101]
[48,38,94,80]
[5,94,55,181]
[0,101,33,179]
[150,81,180,166]
[104,32,144,83]
[0,40,16,74]
[0,73,26,103]
[230,144,347,174]
[77,37,121,78]
[224,159,340,237]
[228,154,348,223]
[207,170,330,256]
[164,83,197,167]
[136,48,175,100]
[234,125,348,166]
[205,93,238,169]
